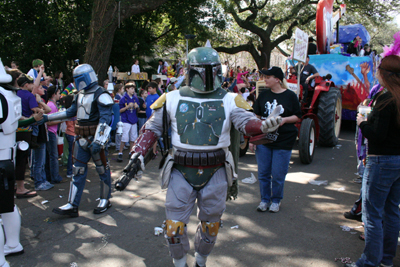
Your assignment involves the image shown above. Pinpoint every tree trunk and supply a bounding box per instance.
[84,0,169,84]
[84,1,118,84]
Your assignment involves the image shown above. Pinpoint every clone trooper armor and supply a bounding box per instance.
[128,47,281,267]
[49,64,114,217]
[0,60,32,267]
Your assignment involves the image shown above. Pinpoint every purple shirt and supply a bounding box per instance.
[119,93,139,125]
[17,89,38,117]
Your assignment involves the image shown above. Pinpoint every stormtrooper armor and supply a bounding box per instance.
[0,60,25,267]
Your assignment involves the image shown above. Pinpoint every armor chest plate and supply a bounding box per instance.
[77,92,95,120]
[175,100,226,145]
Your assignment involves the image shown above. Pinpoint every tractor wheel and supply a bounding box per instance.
[299,118,316,164]
[317,87,342,147]
[239,137,249,157]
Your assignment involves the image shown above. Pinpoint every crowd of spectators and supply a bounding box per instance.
[3,45,399,267]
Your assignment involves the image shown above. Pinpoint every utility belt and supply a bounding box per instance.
[74,122,97,137]
[174,149,225,168]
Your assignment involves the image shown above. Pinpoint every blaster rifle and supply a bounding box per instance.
[114,150,154,191]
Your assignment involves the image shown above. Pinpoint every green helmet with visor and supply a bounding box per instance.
[187,47,223,93]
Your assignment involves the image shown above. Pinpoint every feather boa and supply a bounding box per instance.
[381,31,400,58]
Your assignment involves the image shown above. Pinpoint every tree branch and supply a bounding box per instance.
[276,45,290,57]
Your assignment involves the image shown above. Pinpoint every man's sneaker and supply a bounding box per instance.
[344,263,358,267]
[117,154,123,162]
[380,264,393,267]
[344,211,362,222]
[44,181,55,189]
[35,182,54,191]
[4,243,24,256]
[353,177,362,184]
[269,202,281,213]
[257,202,270,212]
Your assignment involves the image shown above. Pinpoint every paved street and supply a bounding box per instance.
[7,122,400,267]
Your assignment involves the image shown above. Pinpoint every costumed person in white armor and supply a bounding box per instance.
[115,47,282,267]
[42,64,114,217]
[0,59,44,267]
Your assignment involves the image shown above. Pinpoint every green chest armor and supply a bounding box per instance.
[175,100,226,145]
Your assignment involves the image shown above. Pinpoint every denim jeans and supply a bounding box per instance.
[46,132,62,183]
[33,143,47,188]
[72,141,111,207]
[65,133,75,176]
[32,125,39,136]
[138,117,147,133]
[356,155,400,267]
[255,145,292,204]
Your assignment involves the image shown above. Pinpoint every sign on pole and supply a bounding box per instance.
[293,28,309,63]
[293,28,309,100]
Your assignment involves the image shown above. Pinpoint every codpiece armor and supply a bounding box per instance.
[48,63,114,217]
[118,47,282,267]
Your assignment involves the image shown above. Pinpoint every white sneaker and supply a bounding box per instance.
[257,202,270,212]
[380,264,393,267]
[269,202,281,213]
[4,243,24,256]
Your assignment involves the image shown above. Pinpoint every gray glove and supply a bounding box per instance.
[261,105,283,133]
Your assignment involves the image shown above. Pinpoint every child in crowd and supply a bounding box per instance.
[145,82,160,119]
[46,85,66,184]
[145,82,161,154]
[117,83,139,162]
[137,89,147,132]
[113,84,124,102]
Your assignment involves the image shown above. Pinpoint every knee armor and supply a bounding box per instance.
[72,165,85,176]
[201,221,221,237]
[164,219,185,238]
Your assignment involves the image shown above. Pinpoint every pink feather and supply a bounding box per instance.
[381,31,400,58]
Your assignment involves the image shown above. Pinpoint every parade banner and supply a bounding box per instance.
[293,28,309,63]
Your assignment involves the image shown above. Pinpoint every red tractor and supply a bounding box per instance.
[288,75,342,164]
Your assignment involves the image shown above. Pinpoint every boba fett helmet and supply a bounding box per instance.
[187,47,223,93]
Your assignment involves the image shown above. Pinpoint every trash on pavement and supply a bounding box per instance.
[230,225,239,229]
[130,194,140,198]
[308,179,328,186]
[336,187,346,191]
[241,173,257,184]
[70,262,78,267]
[59,195,63,198]
[340,225,352,231]
[44,217,53,224]
[154,227,163,236]
[96,198,100,201]
[335,257,352,264]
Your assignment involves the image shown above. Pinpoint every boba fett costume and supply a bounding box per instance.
[129,47,281,267]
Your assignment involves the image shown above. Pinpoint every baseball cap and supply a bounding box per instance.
[259,67,284,81]
[17,74,34,87]
[170,77,178,83]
